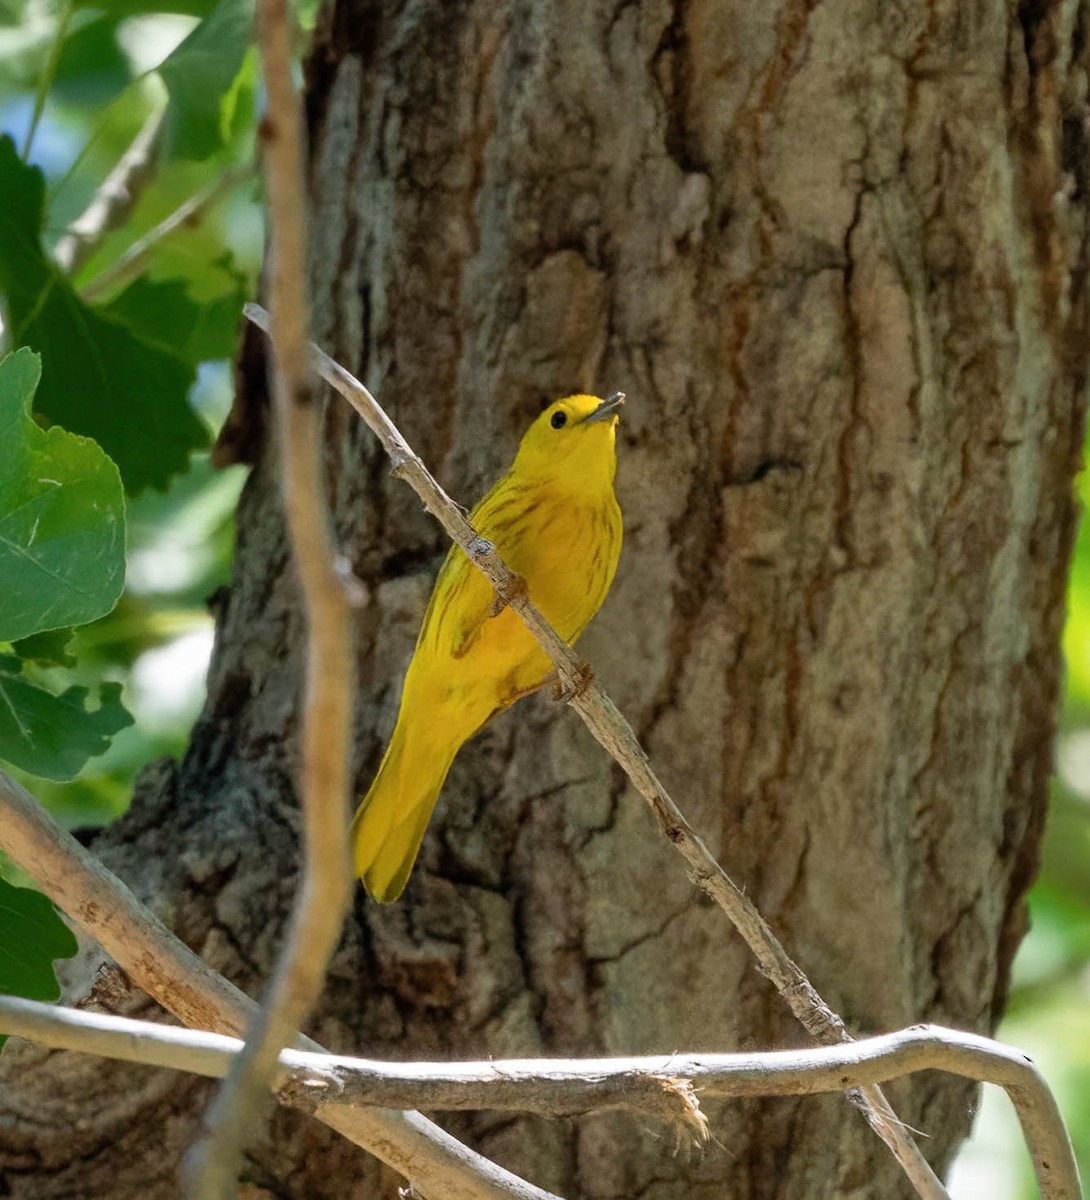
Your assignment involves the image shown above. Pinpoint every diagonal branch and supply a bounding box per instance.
[79,164,252,302]
[184,1,356,1196]
[53,106,165,277]
[0,768,561,1200]
[244,300,951,1200]
[1,996,1079,1200]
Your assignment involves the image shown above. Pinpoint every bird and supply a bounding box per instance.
[352,391,625,902]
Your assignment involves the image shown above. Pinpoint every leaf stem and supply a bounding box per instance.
[22,0,74,162]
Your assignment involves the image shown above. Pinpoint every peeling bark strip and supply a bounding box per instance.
[3,1,1089,1198]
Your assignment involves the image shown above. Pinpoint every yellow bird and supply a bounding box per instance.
[352,392,625,901]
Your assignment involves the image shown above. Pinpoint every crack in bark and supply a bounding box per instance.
[586,900,692,968]
[835,180,868,564]
[651,0,707,176]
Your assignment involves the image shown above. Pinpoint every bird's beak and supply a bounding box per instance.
[584,391,626,424]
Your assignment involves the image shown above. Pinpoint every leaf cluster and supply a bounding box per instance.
[0,0,256,1027]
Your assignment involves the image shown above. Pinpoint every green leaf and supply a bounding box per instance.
[53,11,131,106]
[0,348,125,642]
[11,628,75,667]
[0,875,78,1052]
[0,658,133,781]
[158,0,253,160]
[0,136,208,494]
[73,0,218,15]
[104,274,244,366]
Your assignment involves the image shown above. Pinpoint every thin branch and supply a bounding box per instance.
[244,301,952,1200]
[79,164,253,302]
[2,997,1078,1200]
[0,769,561,1200]
[184,1,355,1197]
[53,107,165,276]
[0,997,701,1135]
[22,0,73,161]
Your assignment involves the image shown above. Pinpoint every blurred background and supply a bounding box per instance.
[0,3,1086,1195]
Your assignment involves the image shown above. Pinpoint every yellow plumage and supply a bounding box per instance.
[352,393,625,902]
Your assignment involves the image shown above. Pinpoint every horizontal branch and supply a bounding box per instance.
[0,769,559,1200]
[242,302,947,1199]
[1,996,1079,1200]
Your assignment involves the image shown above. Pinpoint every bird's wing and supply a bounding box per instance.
[420,477,519,662]
[427,547,494,660]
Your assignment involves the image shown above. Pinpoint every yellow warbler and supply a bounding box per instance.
[352,392,625,901]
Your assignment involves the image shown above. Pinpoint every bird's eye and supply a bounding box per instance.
[551,411,568,429]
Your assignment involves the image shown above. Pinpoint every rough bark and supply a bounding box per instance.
[3,1,1089,1197]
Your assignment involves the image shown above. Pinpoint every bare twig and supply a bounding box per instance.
[243,301,952,1200]
[54,107,165,276]
[184,2,356,1197]
[2,996,1078,1200]
[0,769,561,1200]
[79,164,252,301]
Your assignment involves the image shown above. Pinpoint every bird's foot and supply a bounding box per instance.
[489,573,529,617]
[506,673,556,705]
[553,661,594,702]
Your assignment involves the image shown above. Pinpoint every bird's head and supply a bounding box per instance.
[512,392,625,484]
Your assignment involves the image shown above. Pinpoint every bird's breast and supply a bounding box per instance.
[494,487,621,642]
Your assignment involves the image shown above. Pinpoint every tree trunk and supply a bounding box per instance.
[3,1,1088,1197]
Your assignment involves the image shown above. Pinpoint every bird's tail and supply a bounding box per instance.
[351,717,457,903]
